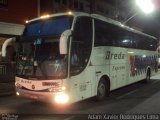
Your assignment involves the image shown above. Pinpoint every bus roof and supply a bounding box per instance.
[26,12,89,23]
[26,11,157,40]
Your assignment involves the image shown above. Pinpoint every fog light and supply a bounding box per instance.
[54,93,69,104]
[16,92,20,96]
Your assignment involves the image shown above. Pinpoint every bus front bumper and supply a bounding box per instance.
[16,88,70,104]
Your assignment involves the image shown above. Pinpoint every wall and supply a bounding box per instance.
[0,0,38,63]
[0,0,38,24]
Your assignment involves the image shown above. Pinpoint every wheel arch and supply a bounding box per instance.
[100,75,110,87]
[95,74,111,101]
[97,74,111,93]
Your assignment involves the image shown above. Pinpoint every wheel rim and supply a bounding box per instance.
[98,82,106,98]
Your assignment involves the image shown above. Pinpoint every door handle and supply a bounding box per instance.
[96,71,101,74]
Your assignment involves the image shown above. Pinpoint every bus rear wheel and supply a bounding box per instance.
[96,78,110,101]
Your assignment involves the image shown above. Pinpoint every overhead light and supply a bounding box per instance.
[136,0,155,14]
[25,20,29,24]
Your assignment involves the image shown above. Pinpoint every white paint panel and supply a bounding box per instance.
[16,77,63,90]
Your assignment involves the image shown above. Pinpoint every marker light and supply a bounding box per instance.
[68,11,72,15]
[25,20,29,24]
[54,93,69,104]
[16,92,20,96]
[40,14,50,19]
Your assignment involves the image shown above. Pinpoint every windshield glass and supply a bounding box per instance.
[16,15,73,79]
[23,16,73,37]
[16,38,67,79]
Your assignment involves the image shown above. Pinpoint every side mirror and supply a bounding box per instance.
[59,30,72,55]
[2,37,16,57]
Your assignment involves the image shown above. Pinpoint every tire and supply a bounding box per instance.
[96,78,110,101]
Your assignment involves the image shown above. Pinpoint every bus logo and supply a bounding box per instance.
[32,85,35,89]
[105,51,125,60]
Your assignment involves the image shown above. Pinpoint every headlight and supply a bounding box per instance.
[54,92,69,104]
[16,92,20,96]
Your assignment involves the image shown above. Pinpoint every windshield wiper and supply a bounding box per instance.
[20,52,32,75]
[33,42,49,79]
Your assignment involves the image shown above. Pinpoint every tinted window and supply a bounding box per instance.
[94,19,132,47]
[23,16,73,37]
[94,19,157,51]
[70,17,93,75]
[132,34,157,50]
[94,20,116,46]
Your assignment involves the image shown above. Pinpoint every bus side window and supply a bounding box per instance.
[94,20,113,46]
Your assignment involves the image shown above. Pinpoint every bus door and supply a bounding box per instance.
[69,40,93,102]
[69,16,93,102]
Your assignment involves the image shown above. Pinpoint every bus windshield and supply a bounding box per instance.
[23,15,73,37]
[16,38,67,79]
[16,15,73,80]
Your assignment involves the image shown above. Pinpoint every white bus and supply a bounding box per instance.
[15,12,158,104]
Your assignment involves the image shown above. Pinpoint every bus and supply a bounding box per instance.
[15,11,158,104]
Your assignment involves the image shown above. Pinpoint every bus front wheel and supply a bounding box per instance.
[96,78,110,101]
